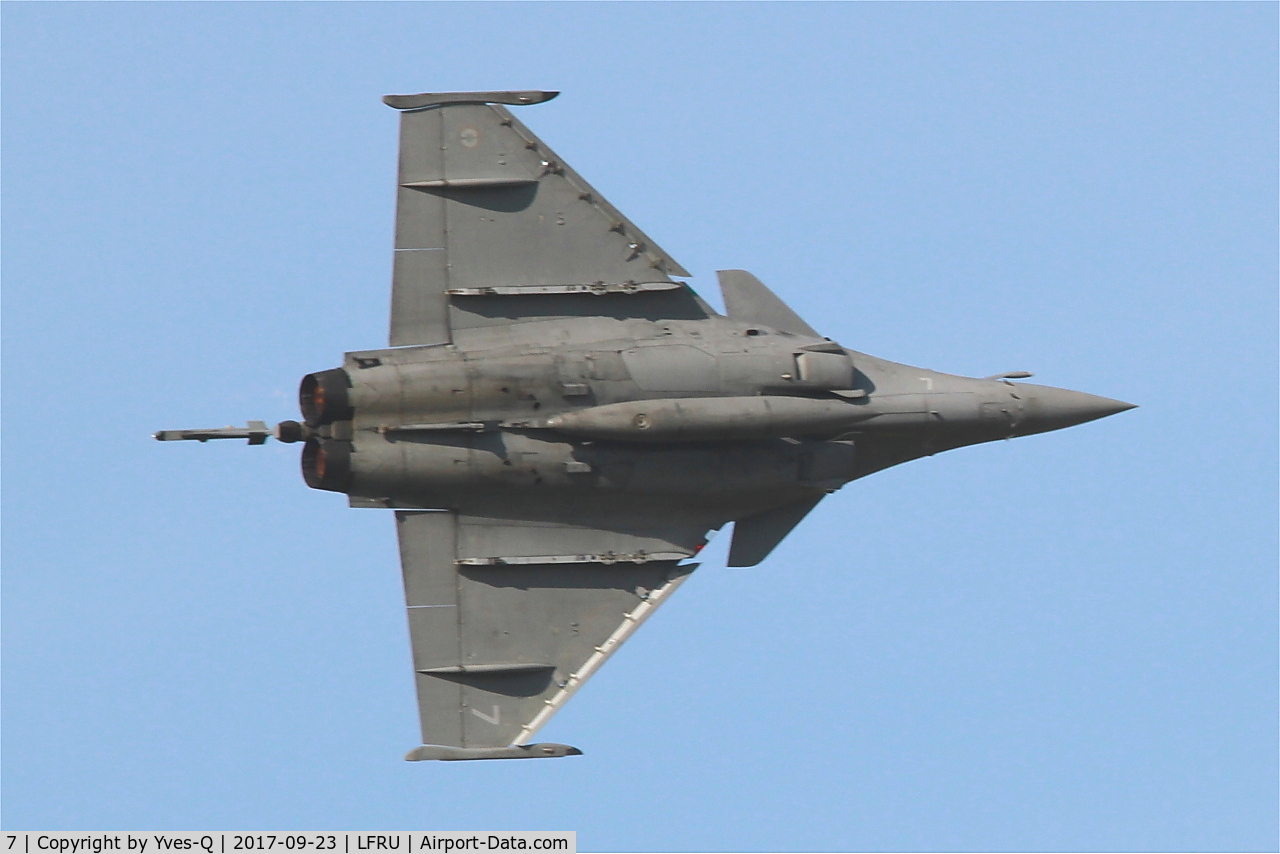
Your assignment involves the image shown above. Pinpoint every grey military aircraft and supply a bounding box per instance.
[157,90,1134,762]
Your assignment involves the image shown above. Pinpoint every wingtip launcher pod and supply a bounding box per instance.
[382,90,559,111]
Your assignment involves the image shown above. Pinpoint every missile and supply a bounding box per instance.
[153,420,307,444]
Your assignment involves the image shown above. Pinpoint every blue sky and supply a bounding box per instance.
[3,3,1276,851]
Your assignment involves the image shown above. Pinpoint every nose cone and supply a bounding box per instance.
[1016,384,1136,437]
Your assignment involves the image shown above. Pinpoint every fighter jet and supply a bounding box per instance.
[156,90,1134,761]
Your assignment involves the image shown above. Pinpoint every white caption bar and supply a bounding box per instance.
[2,834,575,854]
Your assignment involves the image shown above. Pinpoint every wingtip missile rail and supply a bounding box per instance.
[404,743,583,762]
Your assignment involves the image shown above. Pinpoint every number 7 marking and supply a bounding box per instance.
[471,704,501,725]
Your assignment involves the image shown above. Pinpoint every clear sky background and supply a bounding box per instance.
[4,3,1276,851]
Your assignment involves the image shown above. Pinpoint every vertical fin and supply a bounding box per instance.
[717,269,821,337]
[728,496,823,567]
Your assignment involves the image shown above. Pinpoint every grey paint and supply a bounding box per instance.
[382,91,560,111]
[397,509,697,752]
[404,743,582,761]
[728,496,825,568]
[717,269,821,338]
[156,90,1135,761]
[388,98,693,347]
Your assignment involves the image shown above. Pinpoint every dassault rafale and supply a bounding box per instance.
[157,90,1134,761]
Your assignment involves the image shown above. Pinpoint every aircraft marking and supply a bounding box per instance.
[471,705,501,725]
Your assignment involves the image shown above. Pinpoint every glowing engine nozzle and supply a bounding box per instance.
[301,438,352,492]
[299,368,353,427]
